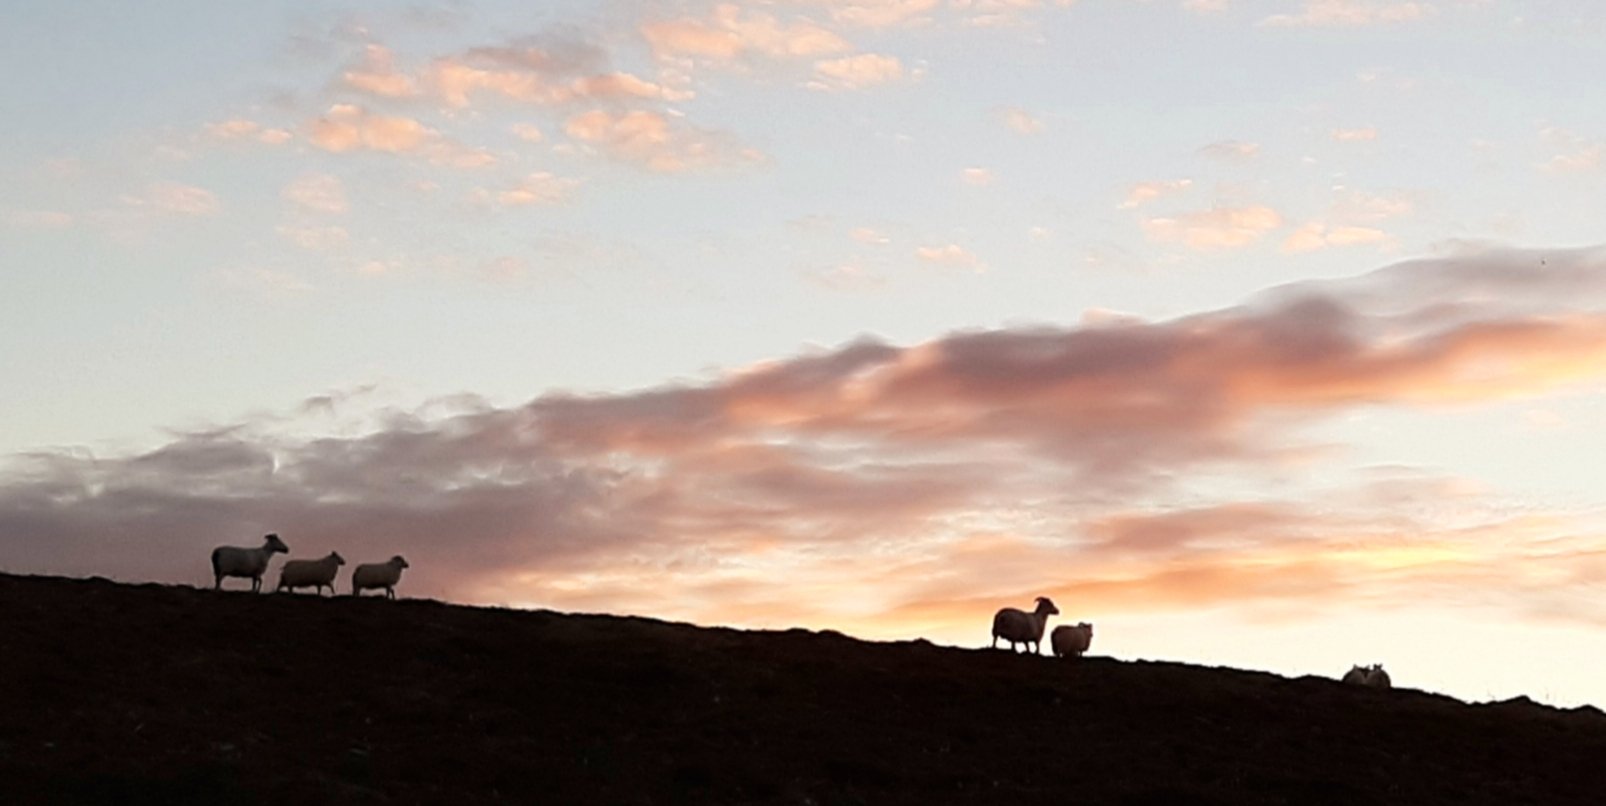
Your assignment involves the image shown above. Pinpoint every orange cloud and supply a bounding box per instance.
[306,105,495,168]
[1143,205,1282,250]
[1118,179,1192,209]
[564,109,762,172]
[642,5,851,62]
[309,104,431,153]
[343,45,421,98]
[1283,222,1390,253]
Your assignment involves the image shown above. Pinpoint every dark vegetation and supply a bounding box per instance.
[3,572,1606,804]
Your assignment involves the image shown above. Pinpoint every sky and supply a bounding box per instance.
[3,0,1606,705]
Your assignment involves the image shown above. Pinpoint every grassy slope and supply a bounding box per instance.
[2,572,1604,805]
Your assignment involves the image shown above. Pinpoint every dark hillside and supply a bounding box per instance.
[2,573,1604,804]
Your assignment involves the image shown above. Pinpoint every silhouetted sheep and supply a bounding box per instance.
[277,551,345,596]
[1365,663,1392,688]
[1051,622,1094,658]
[211,533,289,593]
[991,596,1059,654]
[1343,663,1392,688]
[352,556,410,599]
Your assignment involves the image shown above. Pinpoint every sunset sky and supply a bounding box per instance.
[5,0,1606,705]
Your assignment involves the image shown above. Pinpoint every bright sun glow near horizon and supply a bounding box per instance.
[5,1,1606,708]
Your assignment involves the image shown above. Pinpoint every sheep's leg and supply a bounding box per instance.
[386,586,395,600]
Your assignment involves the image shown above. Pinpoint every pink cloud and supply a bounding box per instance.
[282,173,348,214]
[6,247,1606,636]
[808,53,906,90]
[642,6,851,62]
[306,105,495,168]
[1261,1,1435,28]
[564,109,762,172]
[488,172,582,206]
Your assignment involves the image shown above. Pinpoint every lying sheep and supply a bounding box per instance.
[351,556,410,599]
[276,551,345,596]
[1343,663,1393,688]
[1365,663,1392,688]
[211,533,289,593]
[991,596,1059,654]
[1051,622,1094,658]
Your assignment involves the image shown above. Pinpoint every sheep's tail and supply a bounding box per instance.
[209,548,223,574]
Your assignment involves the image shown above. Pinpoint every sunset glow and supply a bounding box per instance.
[4,1,1606,707]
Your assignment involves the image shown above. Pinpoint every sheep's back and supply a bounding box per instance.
[281,559,338,584]
[353,563,400,587]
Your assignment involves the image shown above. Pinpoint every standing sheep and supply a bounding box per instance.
[277,551,346,596]
[351,556,410,599]
[1050,622,1094,658]
[991,596,1060,654]
[210,533,289,593]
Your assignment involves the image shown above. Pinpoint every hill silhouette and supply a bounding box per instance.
[3,572,1604,805]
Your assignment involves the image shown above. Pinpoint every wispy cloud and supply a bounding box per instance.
[124,182,221,216]
[999,106,1044,135]
[1261,1,1435,28]
[307,104,496,168]
[205,118,294,145]
[4,210,74,229]
[1283,222,1390,253]
[914,242,982,269]
[483,172,583,206]
[808,53,906,91]
[1332,127,1378,142]
[564,109,762,172]
[276,225,351,251]
[1142,205,1282,250]
[960,167,995,185]
[814,0,942,29]
[1197,139,1261,161]
[1539,127,1603,174]
[642,6,851,63]
[1118,179,1193,209]
[282,173,349,214]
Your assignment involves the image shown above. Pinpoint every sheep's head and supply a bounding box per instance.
[330,552,346,566]
[1079,622,1094,636]
[391,555,410,569]
[264,533,289,554]
[1034,596,1060,616]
